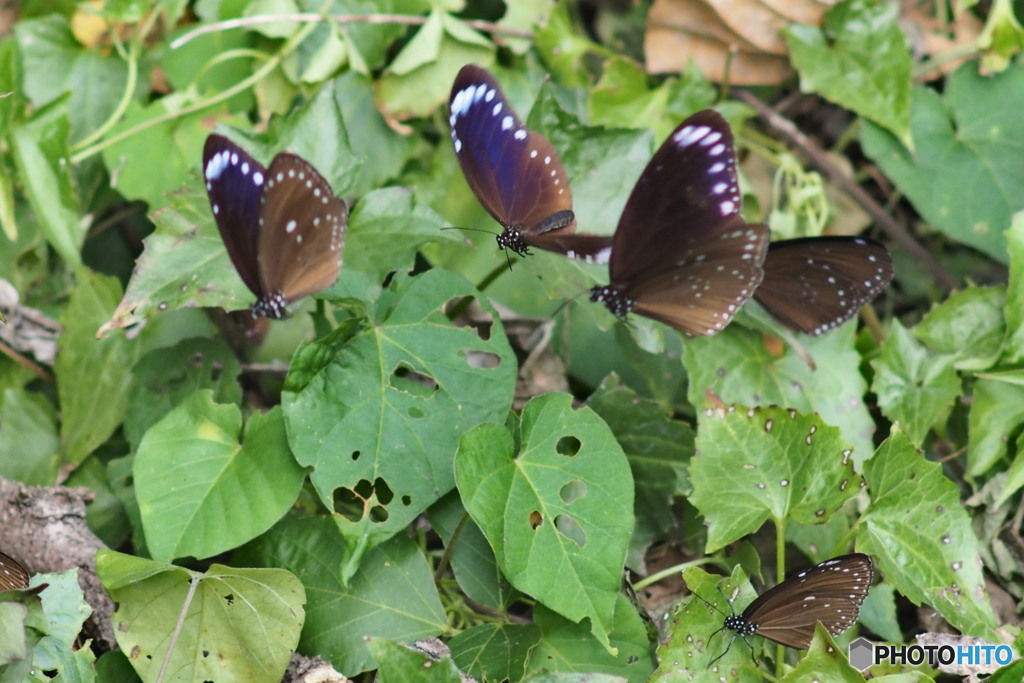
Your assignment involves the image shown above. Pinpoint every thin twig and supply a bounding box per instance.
[171,13,533,49]
[736,89,959,292]
[156,574,200,683]
[0,340,53,383]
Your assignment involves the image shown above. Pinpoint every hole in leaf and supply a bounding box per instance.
[401,494,411,506]
[559,480,587,504]
[444,297,493,340]
[462,349,500,369]
[529,510,543,529]
[351,450,361,461]
[224,594,234,605]
[390,364,438,397]
[369,504,389,522]
[554,514,586,547]
[408,406,425,418]
[556,436,581,456]
[374,477,394,504]
[333,487,364,523]
[354,479,374,498]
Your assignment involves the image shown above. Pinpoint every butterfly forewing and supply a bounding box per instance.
[450,65,576,253]
[0,552,29,590]
[756,237,893,335]
[628,218,769,335]
[735,553,874,649]
[255,154,347,317]
[203,135,266,296]
[610,110,747,284]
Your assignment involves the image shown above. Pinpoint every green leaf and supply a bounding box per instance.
[13,15,128,143]
[282,269,516,575]
[967,378,1024,477]
[123,337,242,452]
[331,72,414,197]
[455,393,633,652]
[377,11,494,118]
[366,637,464,681]
[448,623,541,682]
[56,269,139,464]
[344,187,457,283]
[859,429,999,639]
[860,61,1024,262]
[585,374,693,568]
[33,569,92,671]
[871,320,960,445]
[135,391,304,562]
[1001,212,1024,363]
[235,516,447,676]
[0,388,60,485]
[97,551,304,683]
[997,429,1024,506]
[651,567,762,679]
[99,95,216,210]
[10,103,83,267]
[428,492,516,611]
[683,322,876,461]
[914,286,1005,370]
[785,0,911,143]
[689,405,861,553]
[524,596,655,681]
[778,624,865,681]
[977,0,1024,74]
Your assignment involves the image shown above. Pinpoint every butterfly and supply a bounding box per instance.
[449,64,613,263]
[202,134,348,319]
[756,237,893,335]
[707,553,875,666]
[0,551,30,590]
[588,110,770,335]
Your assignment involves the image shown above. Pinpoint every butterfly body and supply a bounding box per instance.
[591,111,770,335]
[203,135,347,319]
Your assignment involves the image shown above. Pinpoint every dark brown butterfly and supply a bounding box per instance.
[0,551,30,590]
[589,110,770,335]
[203,134,348,319]
[756,237,893,335]
[449,64,613,263]
[709,553,874,665]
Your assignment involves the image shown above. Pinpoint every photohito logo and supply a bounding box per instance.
[848,637,1015,673]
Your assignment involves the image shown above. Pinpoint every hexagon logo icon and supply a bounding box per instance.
[849,637,874,671]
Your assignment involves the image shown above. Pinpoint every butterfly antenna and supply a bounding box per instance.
[550,287,589,319]
[440,225,498,237]
[706,632,736,670]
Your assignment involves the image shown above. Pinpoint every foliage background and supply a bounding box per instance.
[3,0,1024,680]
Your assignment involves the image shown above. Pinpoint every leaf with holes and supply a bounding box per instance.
[96,550,304,683]
[454,393,633,652]
[689,405,862,553]
[282,269,516,580]
[683,323,876,462]
[858,428,999,640]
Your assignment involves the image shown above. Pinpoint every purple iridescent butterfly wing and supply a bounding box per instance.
[449,65,611,262]
[204,134,265,297]
[755,237,893,335]
[591,110,769,336]
[727,553,874,649]
[203,134,347,319]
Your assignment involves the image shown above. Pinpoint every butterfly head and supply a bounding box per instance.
[496,226,531,256]
[589,284,635,320]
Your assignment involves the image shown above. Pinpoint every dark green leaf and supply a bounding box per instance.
[456,393,633,651]
[785,0,911,143]
[872,320,960,445]
[859,429,999,639]
[366,637,464,682]
[135,392,304,562]
[690,405,861,552]
[0,388,59,484]
[914,286,1005,370]
[449,623,541,682]
[860,61,1024,262]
